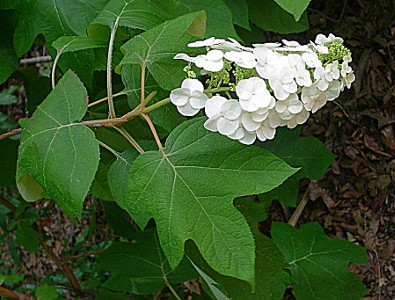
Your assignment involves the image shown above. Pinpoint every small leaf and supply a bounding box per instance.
[16,221,39,253]
[119,12,206,90]
[98,228,197,295]
[271,222,368,300]
[0,86,19,105]
[0,11,19,84]
[17,71,100,219]
[35,284,58,300]
[247,0,309,34]
[123,118,297,284]
[273,0,311,21]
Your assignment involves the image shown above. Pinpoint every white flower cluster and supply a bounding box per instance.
[170,34,355,145]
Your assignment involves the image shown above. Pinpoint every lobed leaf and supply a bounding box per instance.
[273,0,311,21]
[17,71,100,219]
[271,222,368,300]
[122,118,297,284]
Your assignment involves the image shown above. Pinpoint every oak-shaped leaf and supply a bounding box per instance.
[98,228,197,295]
[271,222,368,300]
[17,71,100,219]
[273,0,311,21]
[122,117,297,284]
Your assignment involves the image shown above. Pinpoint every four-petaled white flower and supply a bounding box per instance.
[275,94,304,120]
[224,51,256,69]
[313,66,330,91]
[195,50,224,72]
[324,61,340,82]
[269,68,298,100]
[341,61,352,77]
[204,96,242,136]
[236,77,273,112]
[302,52,322,68]
[170,79,208,116]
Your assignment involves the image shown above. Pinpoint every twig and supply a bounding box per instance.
[141,64,146,109]
[63,250,105,260]
[87,91,126,108]
[0,128,22,141]
[36,202,82,292]
[165,281,182,300]
[112,126,144,154]
[143,114,164,154]
[0,286,22,299]
[288,187,310,227]
[20,55,52,65]
[0,198,17,213]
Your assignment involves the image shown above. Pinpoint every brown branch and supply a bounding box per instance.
[288,186,310,227]
[0,128,22,141]
[0,198,17,213]
[63,250,105,260]
[0,286,20,299]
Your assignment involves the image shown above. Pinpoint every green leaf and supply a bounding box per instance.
[95,289,138,300]
[187,197,290,300]
[123,117,297,284]
[17,71,100,219]
[107,141,157,204]
[52,36,107,57]
[92,0,180,30]
[271,222,368,300]
[175,0,240,39]
[35,284,58,300]
[13,0,109,56]
[0,139,19,187]
[98,228,197,295]
[0,86,19,105]
[119,12,206,90]
[90,150,115,201]
[258,127,336,206]
[247,0,309,34]
[223,0,250,30]
[273,0,311,21]
[122,64,186,134]
[16,221,39,253]
[0,11,19,84]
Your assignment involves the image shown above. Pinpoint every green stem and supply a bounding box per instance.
[113,126,144,154]
[88,91,126,108]
[165,281,182,300]
[204,87,232,94]
[143,97,170,114]
[107,20,120,119]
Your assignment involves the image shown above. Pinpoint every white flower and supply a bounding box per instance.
[313,66,330,91]
[287,54,305,76]
[253,47,281,79]
[256,119,276,142]
[224,51,256,69]
[295,67,312,87]
[341,61,352,77]
[315,33,343,45]
[302,52,322,68]
[287,108,310,129]
[310,41,329,54]
[341,72,355,90]
[195,50,224,72]
[343,54,352,63]
[212,38,253,52]
[188,37,225,48]
[241,101,274,131]
[327,33,344,44]
[170,79,208,116]
[268,68,298,100]
[174,53,197,63]
[324,61,340,81]
[275,94,304,120]
[228,123,257,145]
[253,42,281,49]
[236,77,273,112]
[301,81,340,113]
[315,34,330,45]
[277,39,309,52]
[204,96,242,135]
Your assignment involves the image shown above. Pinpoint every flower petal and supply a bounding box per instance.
[177,102,200,116]
[170,88,190,106]
[217,117,239,135]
